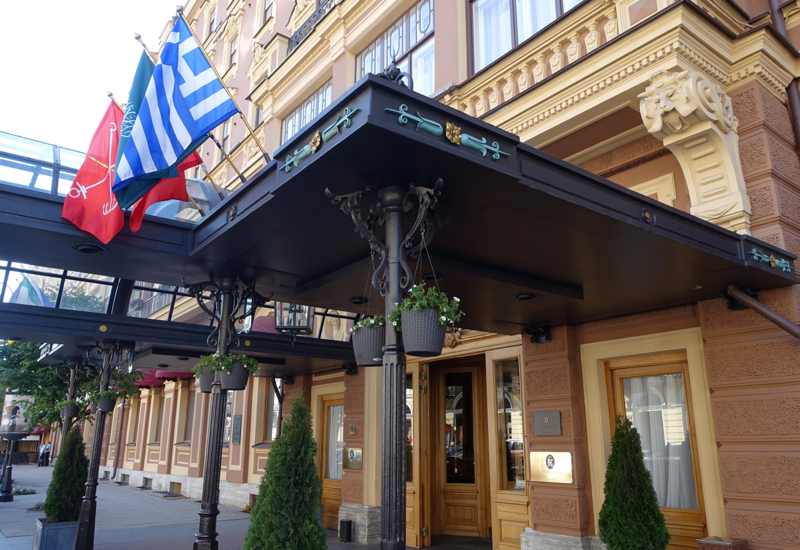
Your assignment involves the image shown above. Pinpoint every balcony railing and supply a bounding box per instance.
[286,0,344,56]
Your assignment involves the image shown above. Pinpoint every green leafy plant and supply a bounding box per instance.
[87,389,127,403]
[389,283,463,331]
[42,426,88,523]
[350,315,385,333]
[55,399,81,410]
[598,415,670,550]
[192,354,259,377]
[244,393,326,550]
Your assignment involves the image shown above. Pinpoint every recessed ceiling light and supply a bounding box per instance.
[423,273,443,282]
[517,293,536,300]
[177,357,189,361]
[693,285,703,290]
[157,363,169,368]
[71,243,106,254]
[350,296,369,305]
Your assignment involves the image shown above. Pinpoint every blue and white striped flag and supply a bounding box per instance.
[113,17,237,209]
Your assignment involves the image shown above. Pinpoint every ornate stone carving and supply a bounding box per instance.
[639,70,752,233]
[489,83,502,110]
[475,91,488,117]
[566,34,582,64]
[243,140,261,165]
[549,45,564,73]
[503,74,518,102]
[287,0,315,34]
[444,326,462,349]
[518,64,531,92]
[533,55,548,84]
[585,23,600,53]
[604,12,618,40]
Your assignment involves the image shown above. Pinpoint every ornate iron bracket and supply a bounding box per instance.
[325,179,444,296]
[378,60,414,91]
[184,278,272,349]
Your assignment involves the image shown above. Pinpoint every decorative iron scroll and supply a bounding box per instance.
[325,179,445,296]
[283,108,361,173]
[749,248,793,273]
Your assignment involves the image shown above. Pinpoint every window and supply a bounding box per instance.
[494,358,525,491]
[280,80,333,143]
[184,388,196,441]
[323,401,344,480]
[264,0,274,25]
[356,0,435,97]
[263,379,282,441]
[207,7,217,38]
[1,263,114,313]
[128,399,139,443]
[222,119,232,153]
[154,392,165,443]
[223,393,234,441]
[229,36,239,69]
[471,0,574,72]
[255,108,264,128]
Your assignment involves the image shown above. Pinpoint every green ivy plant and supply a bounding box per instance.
[192,354,259,377]
[86,388,128,404]
[350,315,385,333]
[389,283,464,332]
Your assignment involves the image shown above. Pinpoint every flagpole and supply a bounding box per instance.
[176,6,271,163]
[106,91,123,111]
[134,34,246,188]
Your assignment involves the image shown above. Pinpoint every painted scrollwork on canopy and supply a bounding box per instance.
[638,70,751,234]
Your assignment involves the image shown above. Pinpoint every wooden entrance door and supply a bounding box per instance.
[406,362,429,547]
[606,353,707,549]
[319,394,344,531]
[430,358,490,538]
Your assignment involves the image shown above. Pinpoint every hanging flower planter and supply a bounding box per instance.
[96,395,116,413]
[61,402,79,419]
[390,283,464,358]
[351,316,386,366]
[193,354,259,392]
[197,366,213,394]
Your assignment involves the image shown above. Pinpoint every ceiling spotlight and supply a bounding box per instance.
[177,356,189,361]
[71,242,106,254]
[157,363,169,368]
[350,296,369,305]
[423,273,443,282]
[693,285,703,290]
[517,293,536,300]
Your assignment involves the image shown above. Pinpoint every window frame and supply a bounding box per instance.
[229,35,239,69]
[280,80,333,144]
[183,385,196,442]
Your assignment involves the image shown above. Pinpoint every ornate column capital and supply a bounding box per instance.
[638,70,751,234]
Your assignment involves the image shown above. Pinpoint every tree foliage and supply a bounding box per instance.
[598,415,670,550]
[0,340,142,429]
[244,393,327,550]
[42,426,88,523]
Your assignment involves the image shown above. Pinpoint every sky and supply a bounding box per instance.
[0,0,184,152]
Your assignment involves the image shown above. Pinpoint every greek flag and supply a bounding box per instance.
[113,17,237,209]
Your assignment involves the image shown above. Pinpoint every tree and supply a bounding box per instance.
[598,415,670,550]
[43,283,106,313]
[0,341,142,429]
[244,393,327,550]
[42,426,88,523]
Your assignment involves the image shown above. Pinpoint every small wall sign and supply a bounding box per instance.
[529,451,573,484]
[533,411,561,436]
[343,447,363,470]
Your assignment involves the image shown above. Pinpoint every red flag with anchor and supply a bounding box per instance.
[62,100,125,244]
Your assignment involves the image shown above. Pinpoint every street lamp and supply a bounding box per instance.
[0,393,34,502]
[274,302,315,335]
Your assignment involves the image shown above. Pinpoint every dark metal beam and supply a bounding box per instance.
[727,285,800,338]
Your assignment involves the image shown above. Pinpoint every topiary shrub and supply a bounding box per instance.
[598,415,670,550]
[42,426,88,523]
[244,393,326,550]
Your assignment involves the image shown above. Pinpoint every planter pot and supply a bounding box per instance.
[220,362,249,391]
[400,309,447,357]
[352,326,385,366]
[198,367,213,394]
[97,396,115,413]
[62,403,79,418]
[32,518,78,550]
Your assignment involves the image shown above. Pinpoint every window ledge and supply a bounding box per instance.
[252,441,273,449]
[146,442,160,447]
[223,442,229,448]
[174,441,191,447]
[125,443,136,447]
[254,17,274,41]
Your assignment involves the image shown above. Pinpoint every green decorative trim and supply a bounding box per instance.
[749,248,793,273]
[385,104,444,137]
[322,107,360,143]
[459,133,510,160]
[283,144,313,173]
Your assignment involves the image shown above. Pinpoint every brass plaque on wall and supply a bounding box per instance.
[343,448,363,470]
[530,451,573,484]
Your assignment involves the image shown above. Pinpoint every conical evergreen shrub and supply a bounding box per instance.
[42,426,88,523]
[244,393,327,550]
[598,415,670,550]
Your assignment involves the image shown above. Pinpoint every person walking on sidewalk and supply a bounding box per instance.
[43,443,51,466]
[38,443,45,467]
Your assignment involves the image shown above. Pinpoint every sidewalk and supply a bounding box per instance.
[0,465,380,550]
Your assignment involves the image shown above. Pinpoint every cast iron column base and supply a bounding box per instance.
[193,508,220,550]
[380,346,406,550]
[0,465,12,502]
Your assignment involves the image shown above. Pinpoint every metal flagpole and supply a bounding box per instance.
[176,7,271,164]
[135,34,248,187]
[75,344,115,550]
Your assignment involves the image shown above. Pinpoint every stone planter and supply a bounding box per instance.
[400,308,446,357]
[62,403,79,418]
[198,367,213,394]
[220,362,249,391]
[352,326,385,366]
[97,396,115,413]
[32,518,78,550]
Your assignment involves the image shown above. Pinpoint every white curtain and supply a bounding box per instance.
[473,0,512,71]
[515,0,556,44]
[624,374,698,510]
[325,405,344,480]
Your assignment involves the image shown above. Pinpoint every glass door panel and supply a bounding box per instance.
[324,404,344,480]
[495,358,525,491]
[444,372,475,483]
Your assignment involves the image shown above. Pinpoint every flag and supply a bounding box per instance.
[128,151,202,232]
[9,274,54,307]
[113,17,237,209]
[62,100,125,244]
